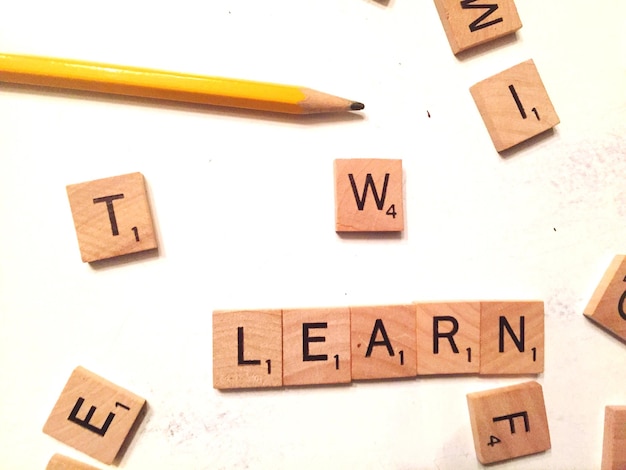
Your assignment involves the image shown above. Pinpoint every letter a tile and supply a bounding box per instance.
[213,309,283,389]
[479,301,544,375]
[283,307,351,386]
[66,172,157,262]
[42,367,146,465]
[415,302,481,375]
[470,60,560,152]
[351,304,417,380]
[467,381,551,464]
[433,0,522,54]
[334,159,404,232]
[602,406,626,470]
[583,255,626,342]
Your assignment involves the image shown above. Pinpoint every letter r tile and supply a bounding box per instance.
[583,255,626,342]
[212,310,283,389]
[466,381,551,464]
[470,60,560,152]
[66,172,157,262]
[433,0,522,54]
[334,159,404,232]
[42,366,146,465]
[282,307,351,386]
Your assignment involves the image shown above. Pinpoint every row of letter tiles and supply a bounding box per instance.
[212,301,544,389]
[43,366,146,465]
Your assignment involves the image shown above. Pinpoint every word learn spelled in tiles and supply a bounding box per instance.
[467,381,551,464]
[66,172,157,262]
[433,0,522,54]
[334,158,404,232]
[43,366,146,465]
[212,301,544,389]
[583,255,626,342]
[602,406,626,470]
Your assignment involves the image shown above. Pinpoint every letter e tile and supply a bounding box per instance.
[433,0,522,54]
[583,255,626,342]
[42,367,146,465]
[479,301,544,375]
[351,304,417,380]
[415,302,480,375]
[602,406,626,470]
[334,159,404,232]
[283,307,351,386]
[467,381,551,464]
[66,172,157,262]
[470,60,559,152]
[213,310,283,389]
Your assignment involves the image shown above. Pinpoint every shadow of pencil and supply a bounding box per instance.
[0,82,366,125]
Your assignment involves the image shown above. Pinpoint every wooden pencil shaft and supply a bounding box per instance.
[0,53,362,114]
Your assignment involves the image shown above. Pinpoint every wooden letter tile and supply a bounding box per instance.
[583,255,626,342]
[602,406,626,470]
[334,159,404,232]
[47,453,101,470]
[415,302,480,375]
[470,59,560,152]
[282,307,351,386]
[66,172,157,262]
[467,381,551,464]
[479,301,544,375]
[351,304,417,380]
[433,0,522,54]
[42,367,146,465]
[212,309,283,389]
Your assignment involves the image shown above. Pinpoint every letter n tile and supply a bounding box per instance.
[42,366,146,464]
[467,381,551,464]
[334,159,404,232]
[66,172,157,262]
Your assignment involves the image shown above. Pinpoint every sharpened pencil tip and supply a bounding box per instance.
[351,102,365,111]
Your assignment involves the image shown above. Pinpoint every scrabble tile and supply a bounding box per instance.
[334,159,404,232]
[42,367,146,465]
[415,302,480,375]
[583,255,626,342]
[282,307,351,386]
[602,406,626,470]
[66,172,157,262]
[467,381,550,464]
[351,304,417,379]
[47,453,100,470]
[433,0,522,54]
[479,301,544,375]
[212,309,283,389]
[470,59,560,152]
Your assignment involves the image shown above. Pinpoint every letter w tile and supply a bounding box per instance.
[348,173,389,211]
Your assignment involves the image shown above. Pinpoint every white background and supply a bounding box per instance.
[1,1,625,469]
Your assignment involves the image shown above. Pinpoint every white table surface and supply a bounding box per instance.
[1,1,625,468]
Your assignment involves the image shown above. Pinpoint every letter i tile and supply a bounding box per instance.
[66,172,157,262]
[470,59,559,152]
[282,307,351,386]
[212,310,283,389]
[334,159,404,232]
[466,381,551,464]
[42,366,146,465]
[433,0,522,54]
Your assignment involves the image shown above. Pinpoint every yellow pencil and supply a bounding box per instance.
[0,53,364,114]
